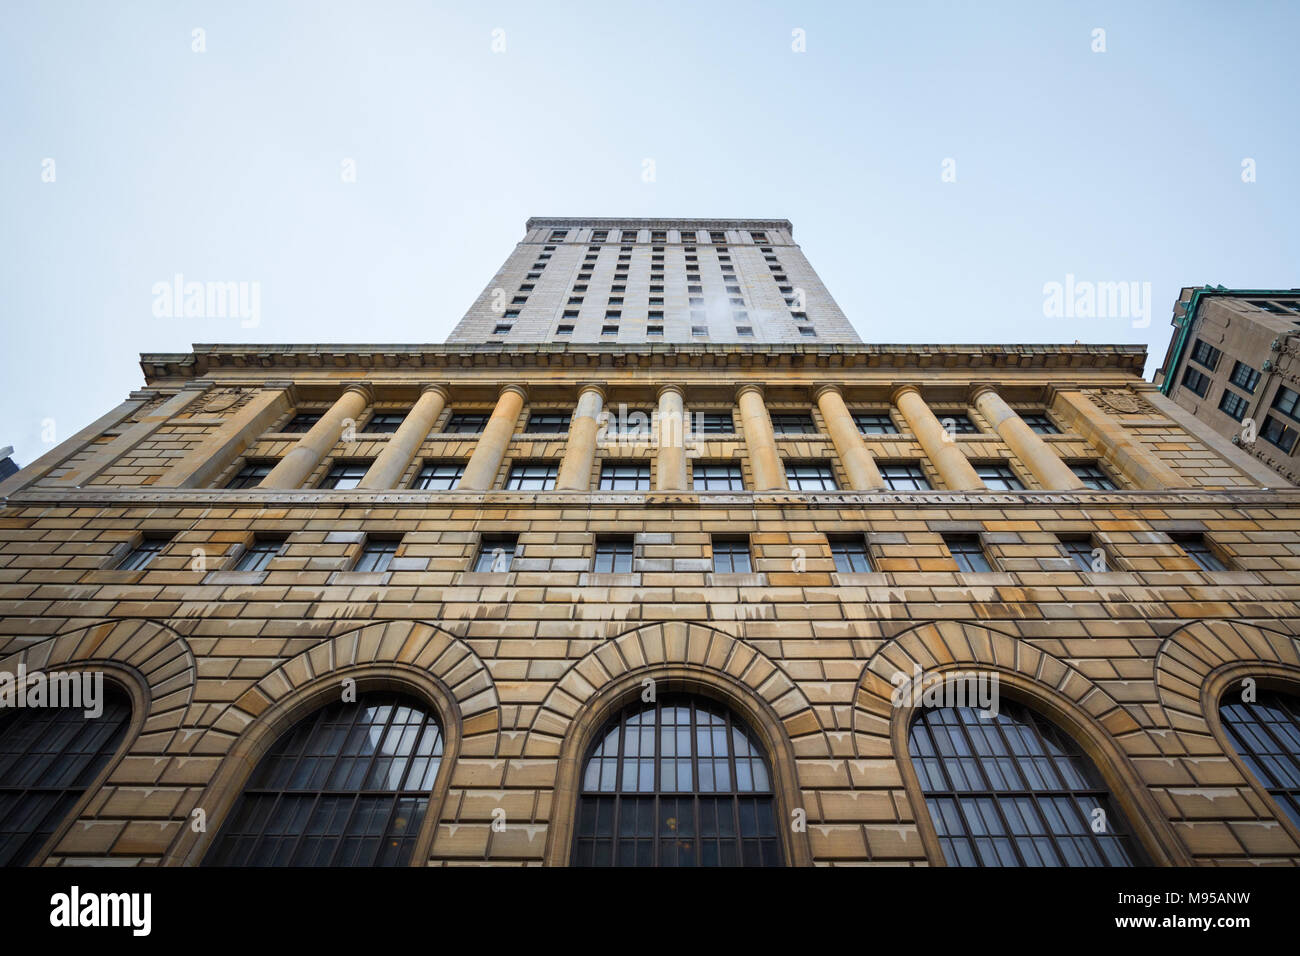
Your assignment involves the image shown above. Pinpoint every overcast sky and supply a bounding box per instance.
[3,0,1298,466]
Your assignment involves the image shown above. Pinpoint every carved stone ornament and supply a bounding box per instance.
[1089,389,1153,415]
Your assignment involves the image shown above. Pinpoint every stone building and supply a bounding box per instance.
[1155,286,1300,486]
[1,219,1299,868]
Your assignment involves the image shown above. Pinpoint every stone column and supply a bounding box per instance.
[259,383,372,489]
[556,385,606,491]
[1051,388,1189,489]
[358,385,449,490]
[655,384,687,491]
[736,384,787,491]
[458,384,526,491]
[971,385,1084,491]
[157,382,296,488]
[814,385,884,491]
[891,384,984,491]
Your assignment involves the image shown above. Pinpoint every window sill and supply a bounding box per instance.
[705,572,768,587]
[329,571,391,586]
[204,570,269,586]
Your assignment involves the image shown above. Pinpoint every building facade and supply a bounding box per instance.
[1156,286,1300,486]
[1,220,1299,868]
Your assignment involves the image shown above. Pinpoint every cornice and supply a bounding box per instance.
[525,217,793,232]
[139,343,1149,383]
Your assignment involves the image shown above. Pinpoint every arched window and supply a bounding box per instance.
[908,699,1145,866]
[204,693,443,866]
[0,682,133,866]
[1219,688,1300,829]
[572,694,782,867]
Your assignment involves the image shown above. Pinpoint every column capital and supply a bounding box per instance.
[735,383,765,401]
[968,382,1000,404]
[340,382,374,403]
[1042,384,1081,406]
[579,383,608,401]
[420,383,451,401]
[656,383,684,400]
[812,384,843,402]
[498,383,528,400]
[889,383,923,404]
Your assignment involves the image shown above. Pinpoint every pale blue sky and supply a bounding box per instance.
[2,1,1298,466]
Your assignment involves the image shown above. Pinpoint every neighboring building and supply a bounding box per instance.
[1155,286,1300,485]
[1,220,1299,869]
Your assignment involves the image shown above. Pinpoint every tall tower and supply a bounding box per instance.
[446,217,861,345]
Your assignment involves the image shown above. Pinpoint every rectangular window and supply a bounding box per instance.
[474,535,517,573]
[1056,535,1098,572]
[1190,338,1222,371]
[693,462,745,491]
[1181,366,1210,398]
[116,534,172,571]
[1218,389,1249,422]
[1070,462,1117,490]
[936,413,978,434]
[442,413,490,433]
[1169,532,1227,572]
[736,326,754,336]
[525,412,571,434]
[879,462,930,490]
[505,461,558,490]
[1261,415,1299,453]
[493,324,512,335]
[974,462,1024,491]
[1272,385,1300,423]
[769,413,816,434]
[798,327,817,337]
[695,412,734,434]
[591,230,607,242]
[1020,413,1059,434]
[711,536,752,574]
[647,325,663,336]
[556,324,574,335]
[365,412,406,433]
[226,460,273,489]
[282,413,321,433]
[853,412,897,434]
[785,461,838,490]
[599,461,651,490]
[354,536,399,573]
[233,535,287,572]
[593,536,635,573]
[828,535,873,573]
[602,325,619,336]
[549,230,567,241]
[943,534,992,573]
[1247,299,1286,314]
[1229,360,1261,393]
[320,460,371,490]
[411,461,464,490]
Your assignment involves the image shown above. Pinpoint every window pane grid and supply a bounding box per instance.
[204,694,443,867]
[599,462,651,490]
[411,462,464,490]
[1221,691,1300,830]
[829,536,873,573]
[573,696,780,867]
[853,413,898,434]
[909,700,1144,867]
[693,463,745,491]
[505,462,558,490]
[0,687,132,866]
[785,462,838,491]
[594,537,635,573]
[880,463,931,490]
[355,538,399,573]
[711,537,752,573]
